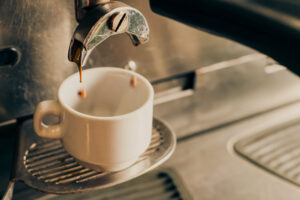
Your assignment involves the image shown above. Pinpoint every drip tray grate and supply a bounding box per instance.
[234,120,300,187]
[14,118,176,194]
[24,128,163,185]
[37,169,192,200]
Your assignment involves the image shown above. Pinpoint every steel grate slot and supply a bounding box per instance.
[27,157,75,173]
[25,153,71,168]
[29,140,61,152]
[24,127,164,185]
[40,169,192,200]
[37,165,85,180]
[75,171,109,183]
[31,162,79,176]
[54,170,99,184]
[26,148,66,163]
[235,120,300,187]
[27,145,64,158]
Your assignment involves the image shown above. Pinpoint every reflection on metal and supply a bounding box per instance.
[197,53,265,74]
[0,119,16,128]
[154,87,194,105]
[6,118,175,195]
[2,181,15,200]
[264,64,286,74]
[123,60,137,71]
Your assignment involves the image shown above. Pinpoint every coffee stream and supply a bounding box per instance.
[72,45,138,102]
[78,66,86,98]
[79,66,83,83]
[73,46,86,98]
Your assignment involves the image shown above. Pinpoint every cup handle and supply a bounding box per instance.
[33,100,63,139]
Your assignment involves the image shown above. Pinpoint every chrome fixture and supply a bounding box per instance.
[69,0,150,67]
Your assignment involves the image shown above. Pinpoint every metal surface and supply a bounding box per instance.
[2,181,14,200]
[150,0,300,75]
[162,101,300,200]
[4,102,300,199]
[75,0,111,21]
[69,1,150,67]
[9,118,175,194]
[38,168,192,200]
[0,0,254,123]
[0,0,77,122]
[234,119,300,187]
[155,55,300,138]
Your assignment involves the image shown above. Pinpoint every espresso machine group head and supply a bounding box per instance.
[68,0,150,67]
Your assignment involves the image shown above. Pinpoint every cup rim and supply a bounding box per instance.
[58,67,154,120]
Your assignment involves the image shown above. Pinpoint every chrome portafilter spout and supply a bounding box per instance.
[68,0,150,67]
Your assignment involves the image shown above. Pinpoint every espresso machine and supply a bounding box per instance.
[1,0,300,199]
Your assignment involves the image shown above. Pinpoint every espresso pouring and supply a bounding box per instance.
[72,46,86,98]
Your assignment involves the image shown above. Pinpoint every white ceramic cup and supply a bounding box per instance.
[33,67,154,171]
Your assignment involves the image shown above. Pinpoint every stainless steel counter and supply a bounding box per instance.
[155,57,300,138]
[151,62,300,199]
[163,101,300,200]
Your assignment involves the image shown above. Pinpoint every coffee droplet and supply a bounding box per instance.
[78,89,86,99]
[130,75,137,87]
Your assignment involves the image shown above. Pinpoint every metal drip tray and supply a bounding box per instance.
[36,169,192,200]
[11,118,176,194]
[234,119,300,187]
